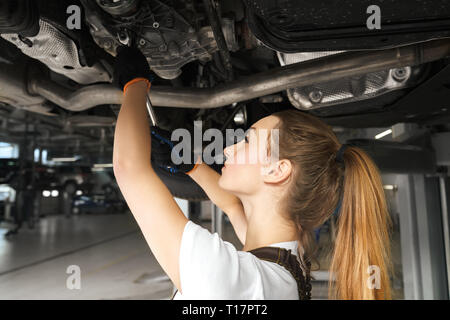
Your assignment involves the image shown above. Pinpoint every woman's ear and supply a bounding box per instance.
[262,159,292,184]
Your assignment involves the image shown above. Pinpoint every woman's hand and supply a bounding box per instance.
[151,126,201,174]
[113,46,154,91]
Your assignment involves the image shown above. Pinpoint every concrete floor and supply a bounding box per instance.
[0,213,173,299]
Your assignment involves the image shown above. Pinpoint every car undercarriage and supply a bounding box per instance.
[1,0,450,199]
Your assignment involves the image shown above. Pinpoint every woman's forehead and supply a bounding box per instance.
[251,115,279,130]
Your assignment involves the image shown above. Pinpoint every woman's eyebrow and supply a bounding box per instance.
[246,127,256,137]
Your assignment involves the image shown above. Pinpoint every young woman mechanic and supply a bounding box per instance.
[113,47,393,300]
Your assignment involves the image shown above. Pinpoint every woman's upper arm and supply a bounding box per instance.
[114,166,188,292]
[222,202,247,246]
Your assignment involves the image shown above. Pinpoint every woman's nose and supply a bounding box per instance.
[224,141,244,164]
[223,142,238,160]
[223,145,233,160]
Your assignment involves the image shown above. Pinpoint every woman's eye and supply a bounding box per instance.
[244,134,249,143]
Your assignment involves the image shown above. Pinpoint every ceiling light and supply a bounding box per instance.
[375,129,392,140]
[93,163,113,168]
[51,157,79,162]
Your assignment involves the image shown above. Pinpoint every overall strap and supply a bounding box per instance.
[170,289,178,300]
[248,246,312,300]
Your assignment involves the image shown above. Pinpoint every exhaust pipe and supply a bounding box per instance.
[28,39,450,112]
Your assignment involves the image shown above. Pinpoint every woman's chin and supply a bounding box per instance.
[218,175,232,192]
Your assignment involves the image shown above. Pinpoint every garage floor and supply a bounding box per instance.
[0,209,330,300]
[0,213,174,299]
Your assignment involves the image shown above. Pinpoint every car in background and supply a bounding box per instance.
[0,160,93,200]
[54,165,95,196]
[72,190,126,215]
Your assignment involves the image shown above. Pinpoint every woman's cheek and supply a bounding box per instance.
[228,163,260,182]
[219,164,261,195]
[220,163,242,180]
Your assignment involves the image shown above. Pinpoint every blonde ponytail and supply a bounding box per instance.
[328,146,393,299]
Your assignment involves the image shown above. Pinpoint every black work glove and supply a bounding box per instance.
[113,46,155,91]
[151,126,200,174]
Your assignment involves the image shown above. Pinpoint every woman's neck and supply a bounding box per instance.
[239,195,298,252]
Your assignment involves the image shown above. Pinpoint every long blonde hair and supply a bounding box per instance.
[271,109,393,300]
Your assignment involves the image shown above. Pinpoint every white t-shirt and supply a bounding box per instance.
[173,220,301,300]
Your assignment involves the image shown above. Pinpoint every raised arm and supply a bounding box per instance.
[187,163,247,245]
[112,47,188,293]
